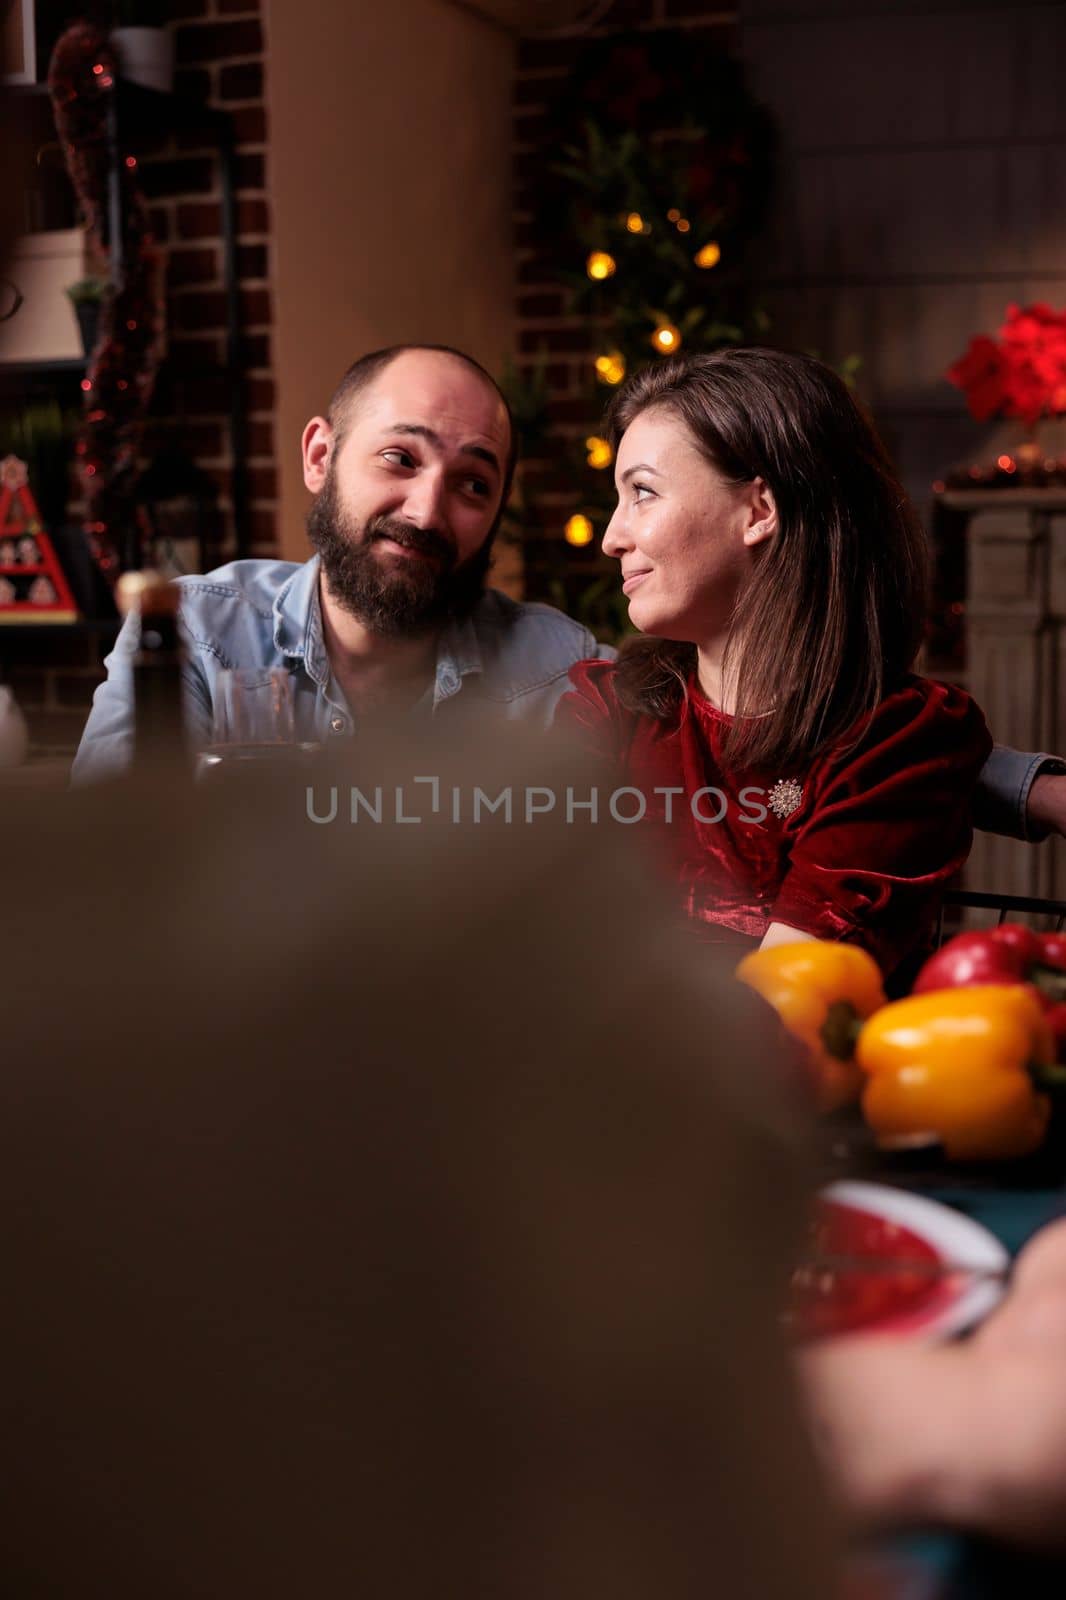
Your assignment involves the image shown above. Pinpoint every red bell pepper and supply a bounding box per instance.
[914,924,1066,1058]
[915,925,1066,993]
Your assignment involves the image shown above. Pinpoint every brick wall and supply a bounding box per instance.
[144,0,276,562]
[3,0,275,759]
[513,1,738,599]
[3,625,119,762]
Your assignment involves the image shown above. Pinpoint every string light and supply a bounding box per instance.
[594,351,626,386]
[651,323,681,354]
[585,436,613,470]
[625,212,644,234]
[586,251,617,281]
[675,218,691,234]
[667,208,681,222]
[565,514,595,547]
[694,241,721,269]
[997,454,1016,473]
[80,378,92,392]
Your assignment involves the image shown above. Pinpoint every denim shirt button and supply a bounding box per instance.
[330,715,347,733]
[439,671,459,695]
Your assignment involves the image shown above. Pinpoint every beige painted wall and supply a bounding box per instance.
[266,0,515,559]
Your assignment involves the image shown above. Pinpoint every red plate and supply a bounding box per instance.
[790,1181,1010,1342]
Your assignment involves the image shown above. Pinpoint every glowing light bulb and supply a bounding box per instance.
[594,351,626,386]
[586,251,617,281]
[695,241,721,269]
[585,436,613,470]
[565,514,595,547]
[651,323,681,354]
[625,212,644,234]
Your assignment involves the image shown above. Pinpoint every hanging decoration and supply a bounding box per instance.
[0,457,79,623]
[49,21,165,577]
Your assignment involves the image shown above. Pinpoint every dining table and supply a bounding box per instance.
[816,1114,1066,1599]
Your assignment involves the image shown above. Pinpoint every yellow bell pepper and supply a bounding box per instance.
[856,984,1054,1161]
[735,942,887,1112]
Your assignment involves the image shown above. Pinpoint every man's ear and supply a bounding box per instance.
[742,477,778,548]
[302,417,334,494]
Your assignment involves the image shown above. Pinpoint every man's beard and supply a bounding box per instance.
[306,471,492,638]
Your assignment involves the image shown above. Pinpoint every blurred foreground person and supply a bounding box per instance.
[0,725,834,1597]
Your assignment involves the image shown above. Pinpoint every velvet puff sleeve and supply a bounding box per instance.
[770,678,993,973]
[553,659,633,762]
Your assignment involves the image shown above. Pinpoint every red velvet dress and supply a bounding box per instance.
[557,661,993,978]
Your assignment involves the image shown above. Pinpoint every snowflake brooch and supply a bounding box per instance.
[767,778,804,820]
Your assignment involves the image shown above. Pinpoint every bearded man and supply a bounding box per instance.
[72,345,610,781]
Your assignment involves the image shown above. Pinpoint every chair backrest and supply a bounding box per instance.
[936,889,1066,948]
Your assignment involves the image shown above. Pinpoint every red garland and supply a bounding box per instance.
[48,21,164,577]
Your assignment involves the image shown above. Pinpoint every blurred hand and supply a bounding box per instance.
[799,1217,1066,1550]
[951,1218,1066,1548]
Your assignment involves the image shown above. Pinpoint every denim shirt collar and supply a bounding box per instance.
[272,554,484,703]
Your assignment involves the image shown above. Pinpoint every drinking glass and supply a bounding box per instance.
[198,668,317,775]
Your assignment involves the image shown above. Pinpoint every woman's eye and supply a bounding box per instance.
[632,482,656,501]
[382,448,415,468]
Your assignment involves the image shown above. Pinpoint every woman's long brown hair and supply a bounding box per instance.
[605,348,930,772]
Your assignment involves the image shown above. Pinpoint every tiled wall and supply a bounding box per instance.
[739,0,1066,513]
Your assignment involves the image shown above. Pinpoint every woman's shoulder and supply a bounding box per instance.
[860,673,988,742]
[554,658,665,760]
[819,673,992,784]
[566,657,620,700]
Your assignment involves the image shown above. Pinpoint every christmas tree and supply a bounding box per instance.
[513,31,777,638]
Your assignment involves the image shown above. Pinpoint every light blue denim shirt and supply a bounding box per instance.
[72,556,615,784]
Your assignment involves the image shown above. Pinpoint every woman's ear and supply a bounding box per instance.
[742,477,778,548]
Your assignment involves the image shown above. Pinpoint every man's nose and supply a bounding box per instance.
[401,469,448,531]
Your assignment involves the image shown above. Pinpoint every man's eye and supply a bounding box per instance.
[381,448,415,468]
[461,476,491,499]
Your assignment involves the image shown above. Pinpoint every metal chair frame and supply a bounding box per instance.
[936,889,1066,948]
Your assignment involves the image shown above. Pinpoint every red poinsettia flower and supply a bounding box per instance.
[947,304,1066,426]
[946,336,1006,422]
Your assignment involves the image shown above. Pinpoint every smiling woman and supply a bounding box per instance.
[556,348,993,979]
